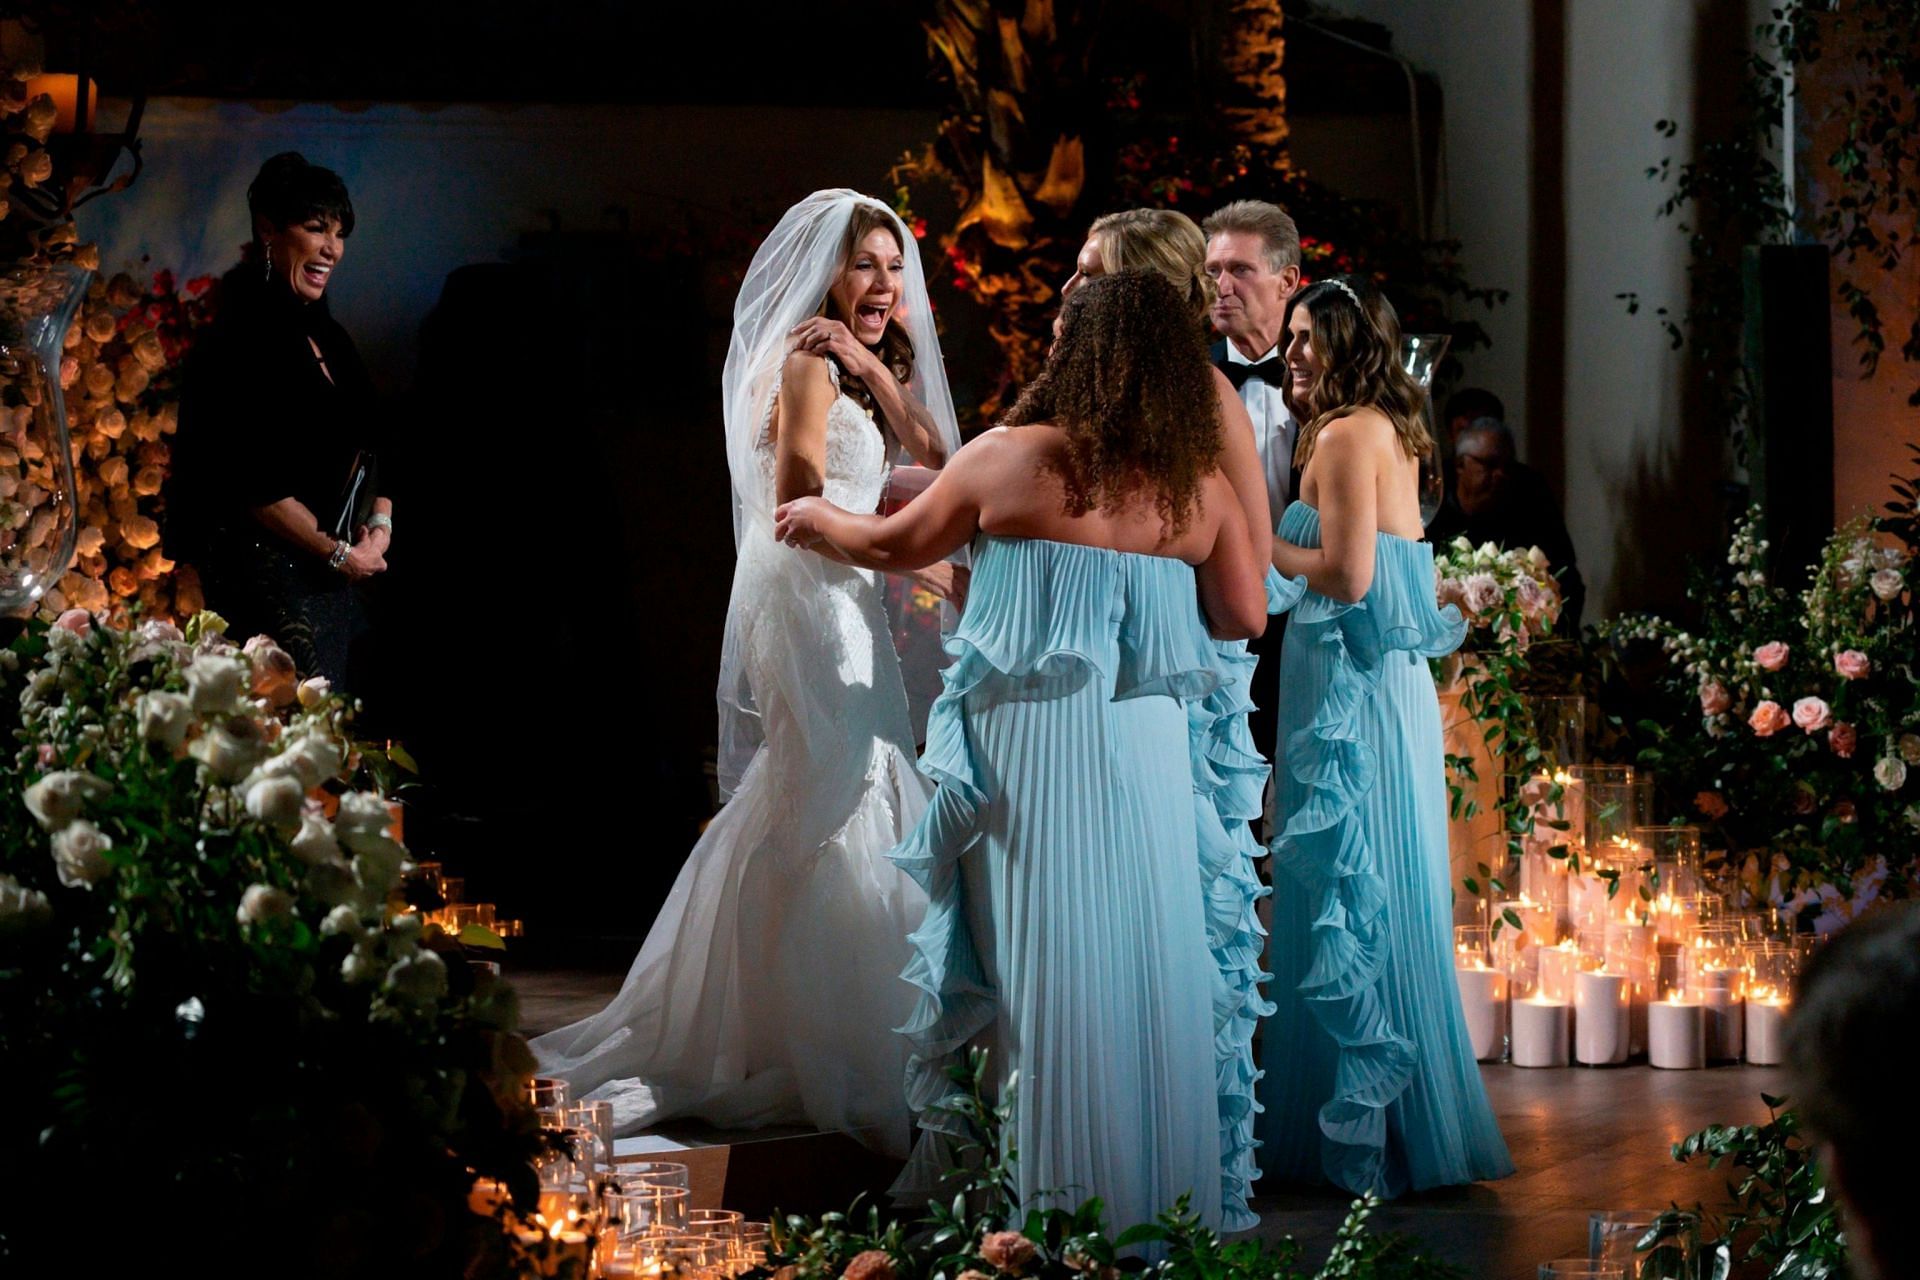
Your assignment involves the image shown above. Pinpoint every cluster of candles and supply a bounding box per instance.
[478,1077,773,1277]
[1455,764,1806,1071]
[410,860,525,938]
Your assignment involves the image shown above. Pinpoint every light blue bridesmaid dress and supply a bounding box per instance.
[889,534,1266,1235]
[1257,503,1514,1198]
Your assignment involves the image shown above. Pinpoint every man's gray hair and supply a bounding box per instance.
[1201,200,1302,273]
[1458,416,1516,457]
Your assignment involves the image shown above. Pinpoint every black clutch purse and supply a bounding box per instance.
[327,449,379,542]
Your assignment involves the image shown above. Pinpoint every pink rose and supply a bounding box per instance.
[242,635,299,708]
[1830,721,1858,758]
[53,608,91,636]
[1699,681,1730,716]
[843,1252,897,1280]
[1834,649,1870,680]
[1461,573,1501,615]
[979,1232,1038,1273]
[1748,700,1791,736]
[1753,641,1789,672]
[1792,697,1832,733]
[1695,790,1729,820]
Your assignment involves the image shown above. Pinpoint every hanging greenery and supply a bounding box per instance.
[1621,0,1920,447]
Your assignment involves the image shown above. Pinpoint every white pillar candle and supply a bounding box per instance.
[1511,995,1571,1068]
[1746,997,1789,1065]
[1455,963,1508,1062]
[1699,980,1745,1061]
[1575,970,1631,1066]
[1648,999,1706,1069]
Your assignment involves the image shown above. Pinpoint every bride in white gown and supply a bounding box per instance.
[532,191,964,1154]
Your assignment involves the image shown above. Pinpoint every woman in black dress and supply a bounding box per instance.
[172,152,390,685]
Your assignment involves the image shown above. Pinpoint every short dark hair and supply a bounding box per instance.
[248,151,355,237]
[1786,903,1920,1274]
[1443,387,1504,425]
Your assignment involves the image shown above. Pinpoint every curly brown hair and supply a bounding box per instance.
[1286,276,1433,467]
[823,204,915,421]
[1001,270,1222,534]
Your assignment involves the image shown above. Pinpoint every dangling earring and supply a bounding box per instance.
[261,239,272,284]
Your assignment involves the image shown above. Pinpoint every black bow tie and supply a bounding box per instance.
[1224,357,1284,390]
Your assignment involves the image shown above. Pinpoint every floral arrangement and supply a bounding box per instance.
[764,1051,1466,1280]
[1431,538,1568,905]
[0,610,544,1270]
[1605,505,1918,922]
[42,268,216,620]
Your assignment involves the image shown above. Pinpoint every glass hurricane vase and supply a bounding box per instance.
[1402,332,1451,527]
[0,263,90,617]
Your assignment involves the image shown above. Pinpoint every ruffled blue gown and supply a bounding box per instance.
[1257,504,1513,1198]
[890,535,1275,1235]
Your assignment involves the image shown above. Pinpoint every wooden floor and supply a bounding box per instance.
[515,964,1782,1280]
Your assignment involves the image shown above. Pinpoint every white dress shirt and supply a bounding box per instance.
[1223,340,1297,532]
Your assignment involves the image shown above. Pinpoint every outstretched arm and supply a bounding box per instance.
[774,434,991,571]
[1269,418,1379,603]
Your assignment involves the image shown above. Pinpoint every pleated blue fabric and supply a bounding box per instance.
[1188,567,1304,1228]
[890,534,1259,1236]
[1257,504,1514,1198]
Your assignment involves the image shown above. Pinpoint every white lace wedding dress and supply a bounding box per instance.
[532,367,931,1155]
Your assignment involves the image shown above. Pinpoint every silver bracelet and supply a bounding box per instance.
[328,540,351,571]
[368,513,393,532]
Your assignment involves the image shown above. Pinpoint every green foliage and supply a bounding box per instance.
[1602,506,1918,910]
[1658,1096,1848,1280]
[764,1050,1466,1280]
[1624,0,1920,449]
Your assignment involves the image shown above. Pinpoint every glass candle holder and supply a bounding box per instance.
[1635,826,1702,900]
[1526,695,1588,771]
[1455,924,1493,968]
[1571,764,1643,854]
[1540,1259,1627,1279]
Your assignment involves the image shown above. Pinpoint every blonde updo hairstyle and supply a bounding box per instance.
[1087,208,1216,325]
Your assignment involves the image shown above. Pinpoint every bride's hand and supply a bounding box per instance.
[911,562,970,612]
[773,497,827,548]
[789,316,871,371]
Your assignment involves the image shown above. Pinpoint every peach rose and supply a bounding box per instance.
[1698,681,1730,716]
[1748,700,1790,737]
[1829,722,1858,758]
[979,1232,1038,1273]
[1792,697,1832,733]
[843,1252,896,1280]
[1834,649,1871,680]
[1753,641,1789,672]
[53,608,91,636]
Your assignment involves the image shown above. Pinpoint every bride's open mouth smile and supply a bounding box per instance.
[854,298,892,337]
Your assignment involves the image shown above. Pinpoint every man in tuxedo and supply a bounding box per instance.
[1201,200,1303,771]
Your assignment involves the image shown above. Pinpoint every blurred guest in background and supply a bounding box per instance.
[1428,412,1585,631]
[1787,903,1920,1280]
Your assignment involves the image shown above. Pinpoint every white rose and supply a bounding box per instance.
[189,716,268,783]
[1875,756,1909,792]
[289,811,345,867]
[341,942,380,985]
[243,774,305,833]
[304,862,361,908]
[184,653,248,714]
[352,844,407,898]
[1870,569,1903,601]
[23,770,110,830]
[296,676,331,709]
[383,948,448,1004]
[136,691,194,752]
[276,729,344,790]
[236,883,294,925]
[335,792,404,861]
[0,872,52,929]
[1526,546,1550,571]
[319,904,364,938]
[51,819,114,888]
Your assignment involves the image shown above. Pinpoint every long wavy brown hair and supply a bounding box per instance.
[1002,270,1222,534]
[1286,276,1433,467]
[823,204,915,420]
